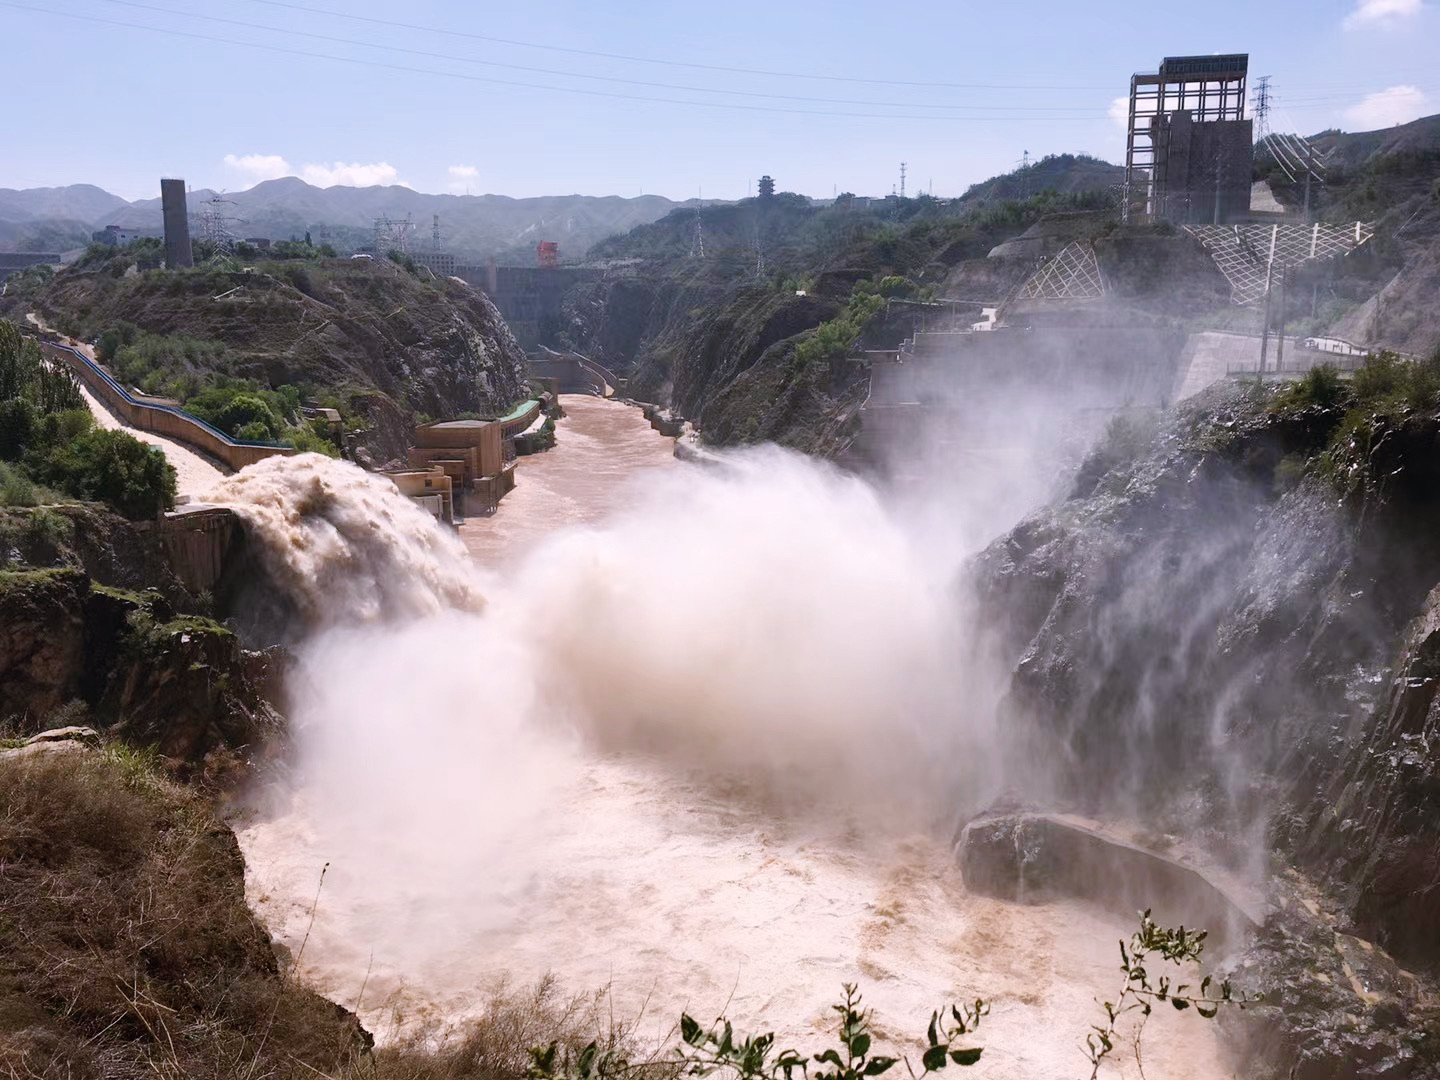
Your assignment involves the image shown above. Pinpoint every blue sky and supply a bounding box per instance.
[3,0,1437,201]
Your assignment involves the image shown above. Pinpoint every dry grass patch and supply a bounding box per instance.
[373,975,669,1080]
[0,742,367,1079]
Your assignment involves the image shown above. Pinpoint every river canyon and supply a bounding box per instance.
[222,397,1232,1080]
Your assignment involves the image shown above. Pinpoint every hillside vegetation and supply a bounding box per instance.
[567,174,1120,453]
[1,242,530,459]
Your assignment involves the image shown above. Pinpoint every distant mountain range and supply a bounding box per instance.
[0,178,694,264]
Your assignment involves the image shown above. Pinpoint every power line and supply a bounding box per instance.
[0,1,1116,122]
[84,0,1109,113]
[241,0,1119,92]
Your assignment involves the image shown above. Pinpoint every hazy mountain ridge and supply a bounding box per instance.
[0,178,692,263]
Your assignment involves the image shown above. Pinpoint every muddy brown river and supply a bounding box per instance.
[235,396,1231,1079]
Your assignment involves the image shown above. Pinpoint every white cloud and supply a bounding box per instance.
[1344,0,1423,29]
[1344,85,1430,129]
[223,153,293,182]
[447,164,478,194]
[1109,96,1131,131]
[300,161,403,188]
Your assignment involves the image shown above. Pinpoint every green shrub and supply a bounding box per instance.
[286,420,340,456]
[36,408,96,448]
[30,428,176,520]
[186,387,284,440]
[94,322,139,363]
[1348,349,1440,411]
[110,332,226,395]
[0,461,37,506]
[24,507,72,551]
[1274,365,1349,411]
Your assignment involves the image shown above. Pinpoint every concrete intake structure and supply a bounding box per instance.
[160,178,193,269]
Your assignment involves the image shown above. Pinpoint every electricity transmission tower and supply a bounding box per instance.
[1251,76,1272,146]
[198,195,242,252]
[373,214,415,254]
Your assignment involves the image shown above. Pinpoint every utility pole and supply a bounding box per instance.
[1275,264,1289,371]
[1303,142,1314,223]
[1258,260,1274,378]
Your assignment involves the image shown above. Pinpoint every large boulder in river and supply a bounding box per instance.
[958,812,1259,946]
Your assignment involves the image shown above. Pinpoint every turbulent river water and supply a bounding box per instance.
[230,397,1229,1079]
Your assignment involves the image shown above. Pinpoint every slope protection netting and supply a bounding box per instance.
[1016,241,1106,302]
[1183,222,1374,305]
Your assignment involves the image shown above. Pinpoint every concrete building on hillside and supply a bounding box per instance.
[92,224,161,247]
[414,251,456,276]
[0,253,63,281]
[1124,54,1253,225]
[160,178,193,269]
[383,466,455,525]
[407,418,517,516]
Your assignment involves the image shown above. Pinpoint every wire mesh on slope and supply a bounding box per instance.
[1183,222,1374,305]
[1016,241,1106,301]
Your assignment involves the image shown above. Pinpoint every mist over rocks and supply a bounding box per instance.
[969,380,1440,965]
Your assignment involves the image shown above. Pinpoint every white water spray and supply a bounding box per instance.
[233,414,1227,1079]
[202,454,485,623]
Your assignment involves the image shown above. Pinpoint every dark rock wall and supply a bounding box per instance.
[972,383,1440,970]
[0,566,279,766]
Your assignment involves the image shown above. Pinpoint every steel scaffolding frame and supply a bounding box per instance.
[1124,54,1248,223]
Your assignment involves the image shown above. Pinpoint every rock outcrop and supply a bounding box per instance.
[958,812,1257,946]
[0,567,279,767]
[0,569,88,721]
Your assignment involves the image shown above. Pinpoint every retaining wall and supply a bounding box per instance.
[41,342,295,473]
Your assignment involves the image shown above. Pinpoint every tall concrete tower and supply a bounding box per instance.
[160,178,193,269]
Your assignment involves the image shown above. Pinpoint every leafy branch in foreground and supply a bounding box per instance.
[525,913,1248,1080]
[1086,910,1259,1080]
[527,984,986,1080]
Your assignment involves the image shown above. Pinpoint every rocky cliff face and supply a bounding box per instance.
[971,381,1440,971]
[0,566,280,770]
[564,270,878,453]
[967,380,1440,1074]
[3,257,531,460]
